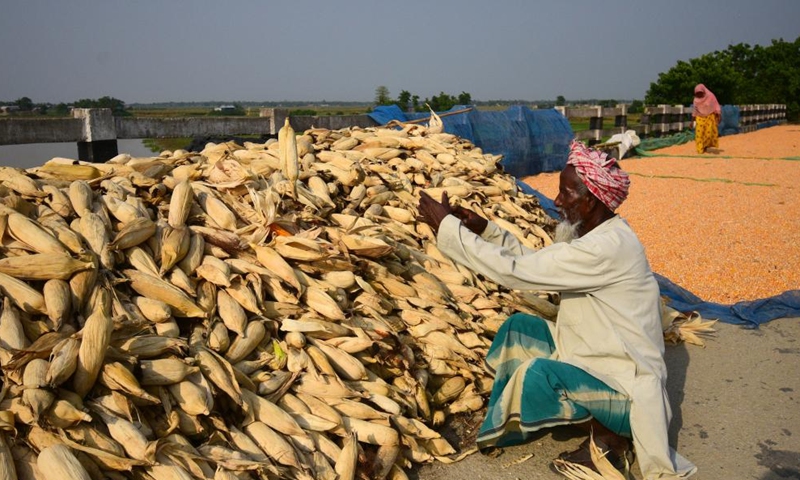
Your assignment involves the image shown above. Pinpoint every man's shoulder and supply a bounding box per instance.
[584,216,645,255]
[590,215,637,239]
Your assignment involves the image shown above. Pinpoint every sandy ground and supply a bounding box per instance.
[415,125,800,479]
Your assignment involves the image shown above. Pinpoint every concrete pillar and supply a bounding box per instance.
[614,103,628,130]
[73,108,118,162]
[675,105,686,131]
[259,108,290,135]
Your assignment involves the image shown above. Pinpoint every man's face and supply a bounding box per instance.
[554,165,590,226]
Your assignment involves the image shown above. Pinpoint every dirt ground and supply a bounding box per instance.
[415,125,800,479]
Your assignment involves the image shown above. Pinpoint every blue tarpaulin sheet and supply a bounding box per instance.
[517,181,799,327]
[719,105,740,136]
[369,105,573,177]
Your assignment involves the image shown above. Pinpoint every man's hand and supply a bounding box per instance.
[417,191,453,234]
[452,203,488,235]
[418,191,488,236]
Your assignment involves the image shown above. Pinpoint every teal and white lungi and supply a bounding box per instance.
[477,313,632,449]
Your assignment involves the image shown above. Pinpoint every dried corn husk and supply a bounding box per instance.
[125,269,205,318]
[0,253,93,280]
[168,180,193,228]
[244,421,301,468]
[0,271,46,314]
[6,212,70,255]
[37,444,92,480]
[72,299,113,397]
[46,336,80,387]
[0,297,29,351]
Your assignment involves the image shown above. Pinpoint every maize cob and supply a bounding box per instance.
[168,179,194,228]
[36,444,92,480]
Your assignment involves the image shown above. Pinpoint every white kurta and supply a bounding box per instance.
[437,214,697,479]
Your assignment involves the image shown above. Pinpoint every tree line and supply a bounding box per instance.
[0,96,130,116]
[374,86,473,112]
[645,36,800,121]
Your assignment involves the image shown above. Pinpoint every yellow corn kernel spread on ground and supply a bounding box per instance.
[523,125,800,304]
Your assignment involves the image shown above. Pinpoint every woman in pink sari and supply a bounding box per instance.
[692,84,721,154]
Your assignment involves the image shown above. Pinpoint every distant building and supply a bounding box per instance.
[0,105,20,114]
[214,105,238,113]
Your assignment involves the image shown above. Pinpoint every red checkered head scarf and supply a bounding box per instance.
[566,140,630,212]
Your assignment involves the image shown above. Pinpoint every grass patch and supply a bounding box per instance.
[143,137,192,153]
[131,107,210,117]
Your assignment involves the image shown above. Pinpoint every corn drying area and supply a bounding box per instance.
[0,115,708,480]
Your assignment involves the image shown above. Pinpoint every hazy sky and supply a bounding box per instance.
[2,0,798,104]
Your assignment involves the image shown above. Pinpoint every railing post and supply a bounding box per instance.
[73,108,118,162]
[656,105,670,137]
[676,105,689,131]
[588,106,603,145]
[614,103,627,132]
[639,108,651,137]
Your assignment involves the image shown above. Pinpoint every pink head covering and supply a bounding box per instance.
[566,140,630,212]
[693,84,721,117]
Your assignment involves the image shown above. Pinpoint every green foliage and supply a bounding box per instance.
[419,92,459,112]
[16,97,34,111]
[73,96,131,116]
[556,95,566,106]
[53,103,70,116]
[374,86,392,106]
[628,100,644,114]
[143,137,192,153]
[289,109,318,116]
[645,36,800,121]
[396,90,412,112]
[424,92,452,112]
[373,86,473,112]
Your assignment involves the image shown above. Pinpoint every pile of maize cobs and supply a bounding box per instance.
[0,118,558,480]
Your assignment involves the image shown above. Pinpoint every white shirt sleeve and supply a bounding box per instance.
[437,214,615,293]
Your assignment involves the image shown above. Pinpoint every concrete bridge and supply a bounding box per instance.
[1,104,786,163]
[0,108,378,162]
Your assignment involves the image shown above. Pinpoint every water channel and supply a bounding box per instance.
[0,139,159,170]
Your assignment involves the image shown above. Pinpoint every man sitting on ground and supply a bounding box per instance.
[417,140,696,479]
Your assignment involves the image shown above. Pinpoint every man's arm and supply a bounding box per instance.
[418,190,535,255]
[437,215,614,293]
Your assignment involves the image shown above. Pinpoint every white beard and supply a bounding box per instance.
[554,219,582,244]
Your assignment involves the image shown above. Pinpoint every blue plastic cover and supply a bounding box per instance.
[369,105,573,177]
[656,274,800,328]
[719,105,740,136]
